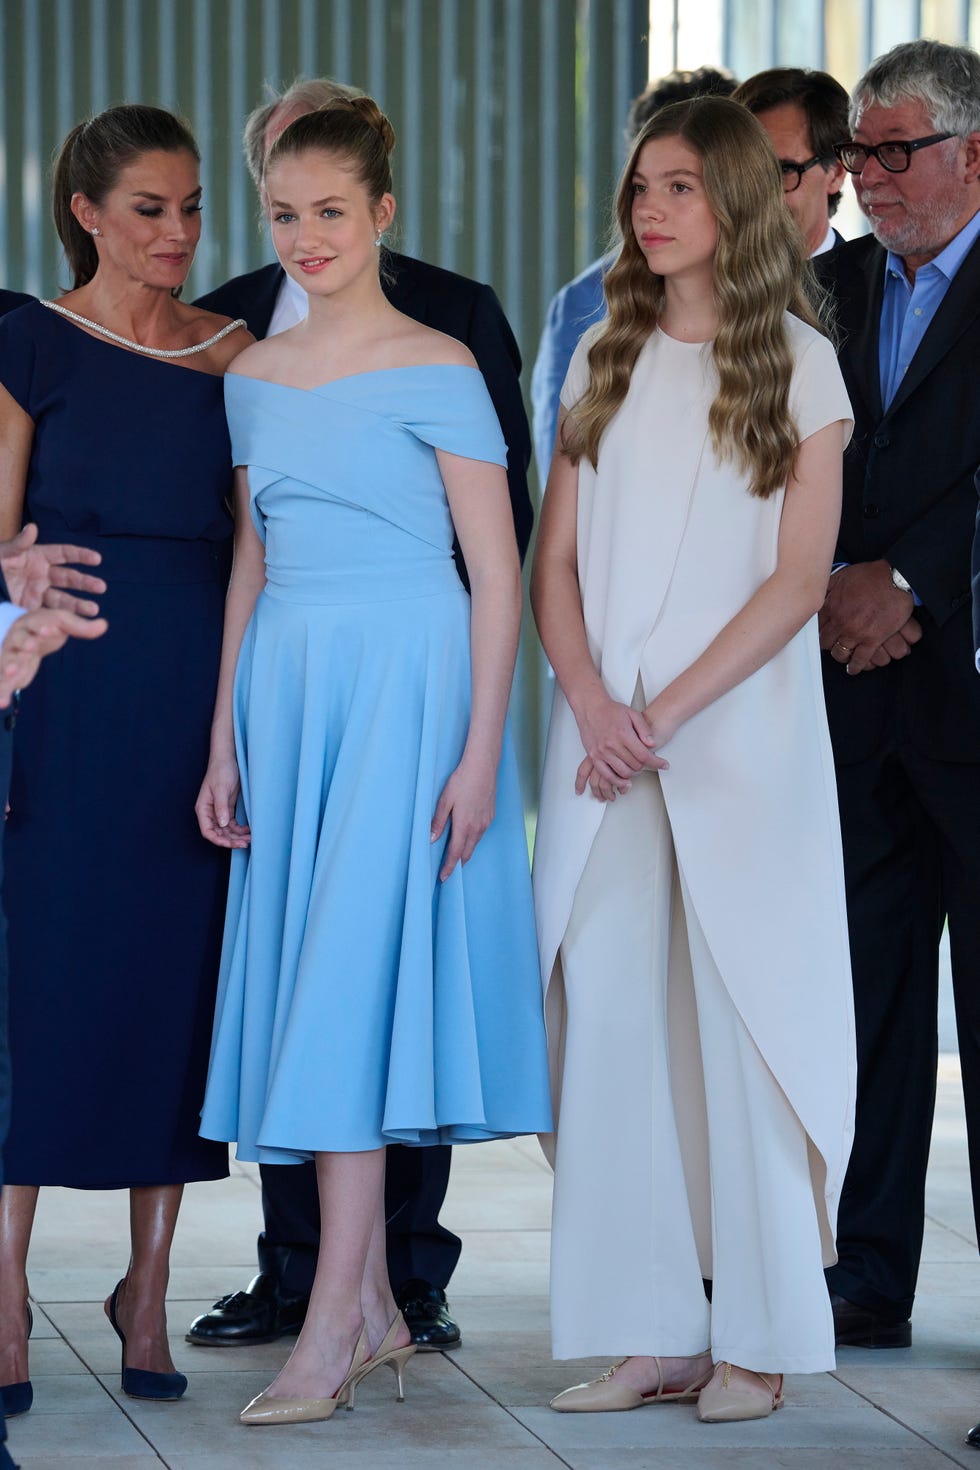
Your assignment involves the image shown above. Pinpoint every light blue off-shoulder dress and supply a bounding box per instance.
[199,365,552,1163]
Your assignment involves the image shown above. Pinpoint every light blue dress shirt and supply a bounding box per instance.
[0,604,25,645]
[878,207,980,411]
[529,254,612,480]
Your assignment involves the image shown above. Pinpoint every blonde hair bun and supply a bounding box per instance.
[345,96,396,156]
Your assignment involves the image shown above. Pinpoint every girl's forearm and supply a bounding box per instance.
[531,556,605,722]
[650,568,825,729]
[461,565,523,769]
[209,555,266,755]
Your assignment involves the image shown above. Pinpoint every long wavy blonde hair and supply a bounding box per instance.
[565,96,827,499]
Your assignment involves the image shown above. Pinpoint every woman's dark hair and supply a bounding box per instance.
[53,104,200,288]
[265,95,396,205]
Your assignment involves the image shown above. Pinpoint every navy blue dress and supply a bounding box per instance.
[0,301,233,1187]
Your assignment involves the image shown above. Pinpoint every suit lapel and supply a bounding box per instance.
[885,232,980,421]
[842,243,885,424]
[252,267,285,341]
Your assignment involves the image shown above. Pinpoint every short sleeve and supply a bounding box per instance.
[558,321,604,413]
[397,366,507,467]
[0,308,39,417]
[788,324,854,449]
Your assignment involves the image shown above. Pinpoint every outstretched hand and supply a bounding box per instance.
[0,606,108,708]
[0,523,106,616]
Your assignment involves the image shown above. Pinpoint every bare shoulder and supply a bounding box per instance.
[224,336,280,380]
[390,319,477,370]
[211,323,255,373]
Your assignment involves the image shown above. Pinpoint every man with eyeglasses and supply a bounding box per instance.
[733,68,848,258]
[812,39,980,1357]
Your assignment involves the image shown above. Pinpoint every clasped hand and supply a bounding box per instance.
[575,691,670,803]
[818,561,922,674]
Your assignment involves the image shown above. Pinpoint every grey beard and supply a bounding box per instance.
[861,190,965,258]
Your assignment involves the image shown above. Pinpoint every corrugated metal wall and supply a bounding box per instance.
[3,0,978,786]
[0,0,649,792]
[0,1,646,327]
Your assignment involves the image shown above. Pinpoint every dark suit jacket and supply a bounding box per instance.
[196,255,534,579]
[0,573,14,1196]
[0,290,32,319]
[816,232,980,763]
[972,467,980,665]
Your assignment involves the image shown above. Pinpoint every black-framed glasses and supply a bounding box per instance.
[833,132,957,173]
[778,156,828,192]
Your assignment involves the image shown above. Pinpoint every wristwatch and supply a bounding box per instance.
[889,565,913,596]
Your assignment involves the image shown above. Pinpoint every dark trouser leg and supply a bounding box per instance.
[384,1144,459,1293]
[827,745,943,1318]
[258,1161,320,1297]
[900,750,980,1243]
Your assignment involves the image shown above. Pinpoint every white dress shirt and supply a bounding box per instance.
[267,272,309,338]
[812,223,838,258]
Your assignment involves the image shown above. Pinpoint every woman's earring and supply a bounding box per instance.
[374,232,383,248]
[91,227,100,236]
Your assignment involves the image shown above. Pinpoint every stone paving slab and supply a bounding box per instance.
[6,1067,978,1468]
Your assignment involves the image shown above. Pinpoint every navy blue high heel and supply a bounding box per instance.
[0,1302,33,1417]
[107,1279,187,1401]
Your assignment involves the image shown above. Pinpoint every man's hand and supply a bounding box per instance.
[0,523,105,615]
[0,606,107,707]
[819,561,916,675]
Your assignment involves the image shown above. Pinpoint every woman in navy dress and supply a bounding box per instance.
[0,105,249,1410]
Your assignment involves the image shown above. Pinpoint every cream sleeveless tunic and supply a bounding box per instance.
[533,315,856,1264]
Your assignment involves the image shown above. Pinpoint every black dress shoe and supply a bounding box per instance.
[966,1420,980,1447]
[395,1278,461,1351]
[186,1271,309,1346]
[830,1292,911,1349]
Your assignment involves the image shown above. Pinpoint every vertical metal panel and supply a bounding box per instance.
[438,0,458,271]
[0,0,643,788]
[399,0,423,260]
[21,0,42,297]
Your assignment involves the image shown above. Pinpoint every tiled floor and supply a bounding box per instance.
[8,1056,979,1468]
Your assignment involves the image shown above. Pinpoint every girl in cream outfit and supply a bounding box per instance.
[532,96,856,1422]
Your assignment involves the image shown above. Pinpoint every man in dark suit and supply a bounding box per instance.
[187,78,533,1355]
[812,38,980,1350]
[733,67,849,258]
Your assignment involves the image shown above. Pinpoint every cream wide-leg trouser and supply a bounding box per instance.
[549,767,835,1373]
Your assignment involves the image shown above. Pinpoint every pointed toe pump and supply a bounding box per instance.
[0,1303,34,1418]
[240,1321,370,1426]
[107,1280,187,1402]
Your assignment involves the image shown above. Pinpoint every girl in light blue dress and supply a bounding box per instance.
[195,97,550,1427]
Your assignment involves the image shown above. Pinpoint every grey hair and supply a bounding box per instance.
[243,76,364,187]
[850,39,980,137]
